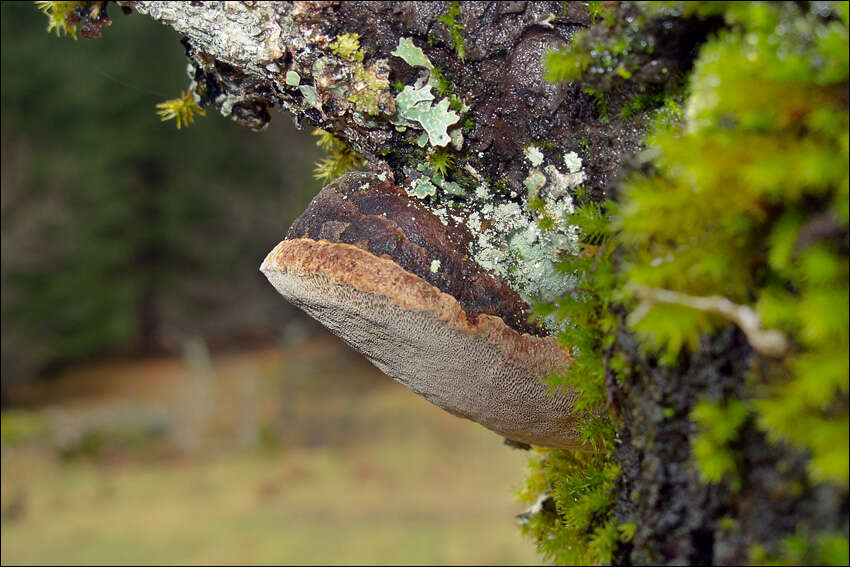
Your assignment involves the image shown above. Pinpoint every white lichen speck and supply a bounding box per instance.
[563,151,583,174]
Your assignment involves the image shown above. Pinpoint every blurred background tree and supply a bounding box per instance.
[1,2,321,395]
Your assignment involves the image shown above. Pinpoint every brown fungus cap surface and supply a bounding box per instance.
[286,172,545,337]
[261,238,584,449]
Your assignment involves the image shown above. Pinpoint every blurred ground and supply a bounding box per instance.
[1,332,541,565]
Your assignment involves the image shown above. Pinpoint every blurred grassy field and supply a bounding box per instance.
[1,333,541,565]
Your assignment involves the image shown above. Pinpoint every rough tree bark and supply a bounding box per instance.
[74,1,845,564]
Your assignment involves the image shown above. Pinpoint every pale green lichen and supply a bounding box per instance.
[393,76,461,147]
[396,85,435,123]
[394,85,459,147]
[545,164,586,191]
[408,98,459,147]
[391,37,433,69]
[431,207,450,225]
[563,151,583,173]
[460,160,580,323]
[387,127,578,324]
[441,180,465,195]
[299,85,318,107]
[525,145,545,167]
[449,127,464,150]
[408,177,437,199]
[428,171,465,196]
[524,169,547,195]
[430,259,441,273]
[285,71,301,86]
[508,224,577,306]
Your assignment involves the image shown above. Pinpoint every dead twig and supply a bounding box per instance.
[632,286,790,358]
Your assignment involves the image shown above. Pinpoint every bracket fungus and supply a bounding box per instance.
[261,173,584,449]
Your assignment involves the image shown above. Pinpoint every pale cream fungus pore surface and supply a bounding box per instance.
[261,238,584,449]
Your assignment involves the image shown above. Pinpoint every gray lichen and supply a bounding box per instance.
[133,1,285,74]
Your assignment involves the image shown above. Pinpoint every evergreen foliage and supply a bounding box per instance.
[3,5,319,384]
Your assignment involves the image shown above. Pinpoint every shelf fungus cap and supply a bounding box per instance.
[261,238,585,450]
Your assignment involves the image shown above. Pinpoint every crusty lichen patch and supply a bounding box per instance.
[400,144,587,326]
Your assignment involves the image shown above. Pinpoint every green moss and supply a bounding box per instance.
[544,3,691,121]
[518,450,623,565]
[36,1,85,39]
[430,67,452,96]
[515,197,623,565]
[616,2,849,486]
[426,148,455,176]
[690,398,752,491]
[584,88,609,123]
[524,4,847,563]
[312,129,365,184]
[155,90,206,130]
[617,89,670,121]
[587,1,616,26]
[438,1,466,61]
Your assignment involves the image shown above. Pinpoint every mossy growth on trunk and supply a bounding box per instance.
[520,2,848,565]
